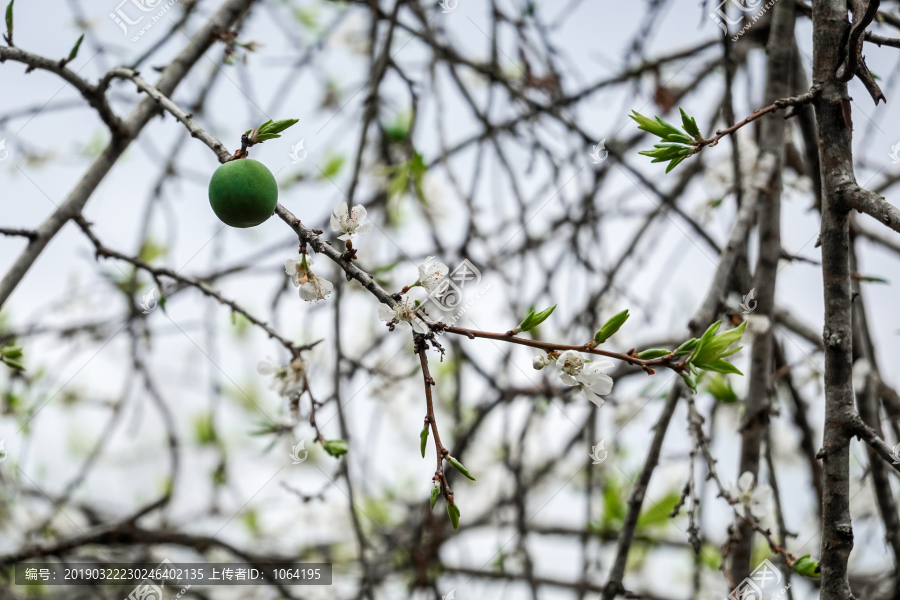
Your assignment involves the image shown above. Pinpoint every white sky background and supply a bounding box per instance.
[1,0,900,599]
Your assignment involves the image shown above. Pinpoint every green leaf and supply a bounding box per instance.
[718,345,742,359]
[673,338,698,356]
[520,304,556,332]
[594,309,629,344]
[630,110,672,139]
[635,348,671,360]
[793,554,820,578]
[679,108,702,140]
[251,118,299,141]
[681,373,697,393]
[447,502,460,531]
[639,145,690,161]
[692,321,746,366]
[517,308,536,332]
[654,116,687,141]
[137,239,167,263]
[323,439,348,458]
[701,358,744,376]
[430,485,440,510]
[1,346,22,359]
[259,118,299,135]
[704,374,738,403]
[447,456,475,481]
[408,151,428,205]
[859,275,889,284]
[688,321,746,377]
[631,111,695,144]
[384,111,412,142]
[5,0,13,43]
[699,543,723,570]
[666,155,689,173]
[319,154,345,179]
[66,34,84,63]
[293,7,319,30]
[193,412,218,446]
[3,358,24,371]
[599,476,627,530]
[386,168,408,199]
[697,320,721,347]
[636,491,680,529]
[420,426,429,458]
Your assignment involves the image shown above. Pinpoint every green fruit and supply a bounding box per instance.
[208,159,278,228]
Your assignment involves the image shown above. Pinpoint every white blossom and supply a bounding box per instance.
[555,350,614,406]
[377,294,429,334]
[285,256,333,302]
[330,202,374,241]
[744,313,771,336]
[285,257,310,286]
[730,471,772,519]
[417,256,449,292]
[299,273,333,302]
[533,355,549,371]
[257,357,307,397]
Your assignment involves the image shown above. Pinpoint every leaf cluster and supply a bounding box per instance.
[247,118,299,143]
[631,108,702,173]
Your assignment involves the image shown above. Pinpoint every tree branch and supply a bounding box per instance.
[0,0,259,310]
[0,46,126,135]
[840,183,900,233]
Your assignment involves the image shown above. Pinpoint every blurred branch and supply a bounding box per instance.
[74,216,315,357]
[0,45,125,134]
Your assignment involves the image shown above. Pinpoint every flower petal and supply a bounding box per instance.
[315,277,334,299]
[351,204,367,221]
[377,304,395,321]
[559,372,578,386]
[298,283,318,301]
[356,222,374,236]
[738,471,754,493]
[583,387,607,407]
[753,484,773,504]
[583,373,613,396]
[257,361,276,375]
[556,350,579,370]
[584,359,615,373]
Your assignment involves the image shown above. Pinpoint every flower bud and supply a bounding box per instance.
[532,355,546,370]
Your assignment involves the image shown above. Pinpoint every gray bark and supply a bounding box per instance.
[731,0,796,584]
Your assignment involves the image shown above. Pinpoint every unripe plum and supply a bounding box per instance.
[208,159,278,228]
